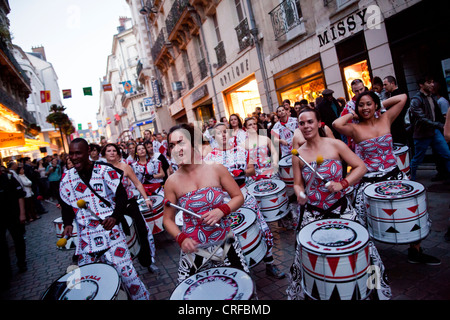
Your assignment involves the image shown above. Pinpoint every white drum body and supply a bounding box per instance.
[229,207,267,268]
[363,180,429,244]
[41,263,127,300]
[247,179,289,222]
[393,143,410,178]
[139,195,165,234]
[53,217,77,250]
[170,267,254,300]
[124,215,140,259]
[278,155,294,196]
[175,210,184,227]
[297,219,370,300]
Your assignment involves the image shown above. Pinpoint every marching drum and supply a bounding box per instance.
[53,217,77,250]
[297,219,371,300]
[124,215,141,259]
[363,180,430,244]
[175,210,184,227]
[229,207,267,268]
[41,263,128,300]
[247,179,289,222]
[278,155,294,196]
[393,143,410,178]
[139,195,165,234]
[170,267,254,300]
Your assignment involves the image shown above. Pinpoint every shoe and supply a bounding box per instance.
[407,247,441,265]
[148,264,160,274]
[266,264,286,279]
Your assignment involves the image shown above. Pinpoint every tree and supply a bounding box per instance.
[46,104,75,152]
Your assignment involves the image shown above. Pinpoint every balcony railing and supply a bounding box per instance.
[235,18,252,52]
[151,27,167,62]
[186,71,194,90]
[214,41,226,69]
[269,0,303,39]
[198,58,208,80]
[165,0,190,36]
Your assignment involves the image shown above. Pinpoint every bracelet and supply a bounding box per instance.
[217,203,231,216]
[145,199,151,202]
[176,232,188,247]
[340,178,349,189]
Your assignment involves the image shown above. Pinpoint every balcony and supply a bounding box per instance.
[198,58,207,80]
[214,41,226,69]
[269,0,305,40]
[235,18,252,52]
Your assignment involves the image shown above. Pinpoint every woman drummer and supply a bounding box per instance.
[102,143,159,273]
[333,91,440,265]
[203,122,285,279]
[163,123,250,283]
[286,108,392,300]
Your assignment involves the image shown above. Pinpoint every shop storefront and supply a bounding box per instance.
[223,76,262,120]
[274,55,325,106]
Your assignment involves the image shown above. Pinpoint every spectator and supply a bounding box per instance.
[316,89,343,140]
[16,166,39,223]
[383,75,409,145]
[46,158,62,205]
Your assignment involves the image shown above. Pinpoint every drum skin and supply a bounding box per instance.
[297,219,370,300]
[363,180,430,244]
[170,267,254,300]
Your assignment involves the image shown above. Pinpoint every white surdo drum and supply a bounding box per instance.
[53,217,77,250]
[363,180,430,244]
[41,263,127,300]
[139,195,165,234]
[170,267,254,300]
[124,215,140,259]
[297,219,371,300]
[229,207,267,268]
[393,143,410,178]
[278,155,294,196]
[247,179,289,222]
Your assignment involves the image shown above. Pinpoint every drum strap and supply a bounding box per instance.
[361,166,400,184]
[303,197,348,220]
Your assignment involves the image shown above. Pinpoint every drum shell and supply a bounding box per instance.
[363,180,430,244]
[141,195,165,234]
[297,219,370,300]
[278,155,294,196]
[393,144,411,178]
[53,217,77,250]
[248,179,289,222]
[41,263,127,300]
[230,208,267,268]
[170,267,254,300]
[124,215,140,259]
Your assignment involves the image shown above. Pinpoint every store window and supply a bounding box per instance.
[342,59,372,97]
[225,78,262,119]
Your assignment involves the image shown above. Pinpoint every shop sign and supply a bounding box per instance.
[317,5,381,47]
[0,132,25,148]
[216,54,251,90]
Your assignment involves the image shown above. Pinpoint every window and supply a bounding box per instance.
[212,14,221,43]
[140,101,148,113]
[235,0,245,22]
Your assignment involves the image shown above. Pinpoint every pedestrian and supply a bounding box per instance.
[383,75,409,145]
[0,165,27,291]
[316,89,343,140]
[16,166,40,222]
[59,138,150,300]
[409,75,450,182]
[46,158,62,206]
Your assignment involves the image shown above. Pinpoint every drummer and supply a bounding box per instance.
[271,105,298,159]
[332,91,440,265]
[163,123,250,283]
[203,123,286,279]
[102,143,159,274]
[286,108,393,300]
[132,143,164,196]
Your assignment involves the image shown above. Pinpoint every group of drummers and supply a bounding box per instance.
[49,89,440,301]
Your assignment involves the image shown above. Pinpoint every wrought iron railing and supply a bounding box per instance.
[214,41,226,69]
[186,71,194,90]
[235,18,252,52]
[198,58,208,80]
[151,28,167,62]
[165,0,190,36]
[269,0,303,39]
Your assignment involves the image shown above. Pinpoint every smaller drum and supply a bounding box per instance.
[53,217,77,250]
[393,143,410,178]
[141,195,165,234]
[124,215,140,259]
[175,210,184,227]
[170,267,254,300]
[229,207,267,268]
[297,219,371,300]
[41,263,127,300]
[278,155,294,196]
[247,179,289,222]
[363,180,430,244]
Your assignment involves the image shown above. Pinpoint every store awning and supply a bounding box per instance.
[0,131,25,148]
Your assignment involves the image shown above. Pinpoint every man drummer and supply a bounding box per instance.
[59,138,150,300]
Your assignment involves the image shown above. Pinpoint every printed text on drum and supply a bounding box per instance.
[178,304,271,317]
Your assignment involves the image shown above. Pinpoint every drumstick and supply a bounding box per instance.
[77,199,103,222]
[291,149,330,186]
[295,152,329,199]
[164,199,221,228]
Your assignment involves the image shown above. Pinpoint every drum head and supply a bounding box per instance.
[363,180,424,200]
[229,207,256,234]
[248,179,285,196]
[149,194,164,208]
[137,198,151,213]
[298,219,369,255]
[170,267,253,300]
[393,143,408,154]
[42,263,121,300]
[279,155,292,166]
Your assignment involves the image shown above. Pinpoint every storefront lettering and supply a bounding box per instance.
[317,5,381,47]
[219,58,250,87]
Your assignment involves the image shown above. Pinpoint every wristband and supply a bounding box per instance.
[217,203,231,216]
[176,232,188,247]
[145,199,151,202]
[340,178,349,189]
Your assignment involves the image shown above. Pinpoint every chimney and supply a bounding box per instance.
[119,16,128,27]
[32,45,47,61]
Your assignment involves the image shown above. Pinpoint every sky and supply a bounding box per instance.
[8,0,131,131]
